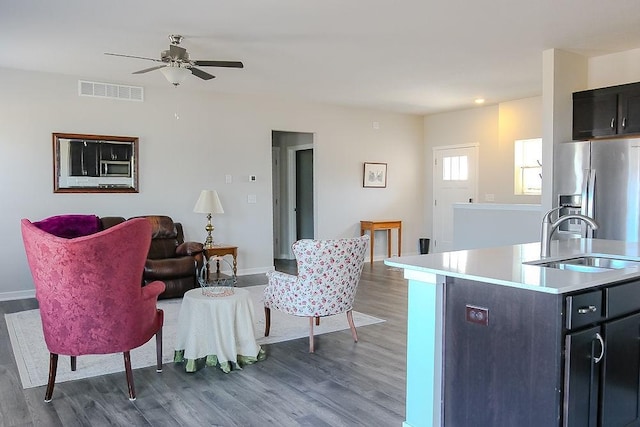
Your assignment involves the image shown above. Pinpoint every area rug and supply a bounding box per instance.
[5,284,385,389]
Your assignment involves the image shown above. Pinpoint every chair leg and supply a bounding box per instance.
[315,316,320,326]
[44,353,58,402]
[309,317,315,353]
[156,327,163,373]
[347,310,358,343]
[123,351,136,401]
[264,307,271,336]
[70,355,76,371]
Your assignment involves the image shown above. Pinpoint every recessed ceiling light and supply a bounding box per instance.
[474,98,485,105]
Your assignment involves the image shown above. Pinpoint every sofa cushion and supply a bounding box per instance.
[33,214,100,238]
[145,216,177,239]
[147,239,179,260]
[176,241,204,256]
[144,257,196,280]
[100,217,126,230]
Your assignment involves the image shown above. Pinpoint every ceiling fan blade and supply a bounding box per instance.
[189,67,216,80]
[192,60,244,68]
[169,44,188,61]
[132,65,167,74]
[104,52,162,63]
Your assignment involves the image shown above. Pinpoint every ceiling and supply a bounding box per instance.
[3,0,640,115]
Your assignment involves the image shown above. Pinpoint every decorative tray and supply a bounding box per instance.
[201,286,235,298]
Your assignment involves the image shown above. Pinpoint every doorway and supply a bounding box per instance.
[432,144,479,252]
[272,131,315,261]
[295,148,314,240]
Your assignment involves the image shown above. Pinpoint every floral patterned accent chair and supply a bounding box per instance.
[264,235,369,352]
[20,217,165,402]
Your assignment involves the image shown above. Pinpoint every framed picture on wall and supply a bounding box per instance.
[363,162,387,188]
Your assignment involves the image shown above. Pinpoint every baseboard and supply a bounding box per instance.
[0,289,35,302]
[234,266,275,276]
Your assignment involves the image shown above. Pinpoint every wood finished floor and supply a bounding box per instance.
[0,262,407,427]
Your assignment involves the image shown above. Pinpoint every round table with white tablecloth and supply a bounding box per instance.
[173,287,265,373]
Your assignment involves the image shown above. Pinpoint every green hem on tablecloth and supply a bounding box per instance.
[174,347,266,373]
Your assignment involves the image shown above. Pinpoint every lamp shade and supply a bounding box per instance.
[193,190,224,214]
[160,65,190,86]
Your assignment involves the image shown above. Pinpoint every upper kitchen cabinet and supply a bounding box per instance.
[572,90,618,139]
[618,88,640,135]
[573,82,640,140]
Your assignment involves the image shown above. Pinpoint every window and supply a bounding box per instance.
[514,138,542,195]
[442,155,468,181]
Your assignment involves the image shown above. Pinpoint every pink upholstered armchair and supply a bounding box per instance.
[264,235,369,352]
[20,217,165,402]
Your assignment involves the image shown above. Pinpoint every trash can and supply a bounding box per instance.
[419,238,430,254]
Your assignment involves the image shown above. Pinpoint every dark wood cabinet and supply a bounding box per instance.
[573,82,640,140]
[69,140,99,177]
[100,142,131,161]
[617,88,640,135]
[600,312,640,427]
[444,277,640,426]
[564,312,640,427]
[572,92,617,139]
[563,326,601,427]
[69,140,133,178]
[443,278,563,426]
[563,282,640,427]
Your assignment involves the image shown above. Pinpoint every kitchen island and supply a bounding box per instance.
[385,238,640,427]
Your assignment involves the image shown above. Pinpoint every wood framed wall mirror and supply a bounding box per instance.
[53,133,139,193]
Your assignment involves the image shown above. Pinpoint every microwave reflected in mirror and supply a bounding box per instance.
[53,133,138,193]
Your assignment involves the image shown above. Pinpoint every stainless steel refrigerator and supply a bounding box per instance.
[553,138,640,241]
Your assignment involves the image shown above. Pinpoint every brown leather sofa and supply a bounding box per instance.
[100,215,204,299]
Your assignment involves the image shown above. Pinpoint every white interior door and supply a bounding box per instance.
[433,145,479,252]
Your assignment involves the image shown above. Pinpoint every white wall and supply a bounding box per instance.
[423,105,498,241]
[0,67,424,299]
[588,47,640,89]
[541,49,587,212]
[423,97,543,241]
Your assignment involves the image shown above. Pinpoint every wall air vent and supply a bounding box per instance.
[78,80,144,102]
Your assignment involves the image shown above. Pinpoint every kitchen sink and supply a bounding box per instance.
[525,255,640,273]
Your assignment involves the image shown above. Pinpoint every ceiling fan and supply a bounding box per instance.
[105,35,244,85]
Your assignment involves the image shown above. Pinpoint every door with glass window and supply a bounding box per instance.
[433,145,478,252]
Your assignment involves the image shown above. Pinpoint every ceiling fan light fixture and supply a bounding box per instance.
[106,35,243,83]
[160,65,190,86]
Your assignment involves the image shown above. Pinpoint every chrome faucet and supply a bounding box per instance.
[540,207,599,258]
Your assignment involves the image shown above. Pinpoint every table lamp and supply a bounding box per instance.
[193,190,224,249]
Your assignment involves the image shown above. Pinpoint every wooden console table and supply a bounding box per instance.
[360,220,402,264]
[204,245,238,278]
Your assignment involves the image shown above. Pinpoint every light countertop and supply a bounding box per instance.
[384,238,640,294]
